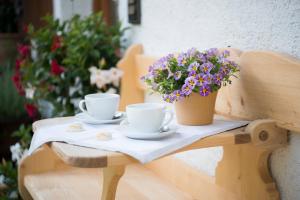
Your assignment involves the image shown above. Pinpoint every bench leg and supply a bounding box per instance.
[216,120,287,200]
[101,165,125,200]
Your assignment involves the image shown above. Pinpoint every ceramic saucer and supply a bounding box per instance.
[120,125,177,140]
[75,112,125,125]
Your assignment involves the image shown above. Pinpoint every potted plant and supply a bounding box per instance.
[142,48,239,125]
[13,13,124,118]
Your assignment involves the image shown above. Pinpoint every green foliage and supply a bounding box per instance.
[0,160,18,199]
[12,124,32,149]
[0,62,26,122]
[18,12,124,117]
[0,124,32,199]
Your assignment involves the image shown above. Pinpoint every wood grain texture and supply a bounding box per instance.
[146,156,239,200]
[147,120,287,200]
[49,124,248,168]
[117,44,145,111]
[18,145,72,200]
[215,50,300,132]
[216,120,287,200]
[24,164,193,200]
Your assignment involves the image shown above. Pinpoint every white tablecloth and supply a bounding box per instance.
[28,116,248,163]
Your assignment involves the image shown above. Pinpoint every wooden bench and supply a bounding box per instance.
[18,44,300,200]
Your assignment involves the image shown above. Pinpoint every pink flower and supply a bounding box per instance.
[51,60,65,75]
[17,44,30,58]
[25,103,38,118]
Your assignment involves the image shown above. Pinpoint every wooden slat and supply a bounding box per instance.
[24,164,193,200]
[51,142,135,168]
[117,44,145,111]
[49,125,249,168]
[146,156,239,200]
[215,51,300,132]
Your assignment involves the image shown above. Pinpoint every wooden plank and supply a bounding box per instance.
[215,51,300,132]
[146,156,239,200]
[24,164,193,200]
[49,125,249,168]
[117,44,145,111]
[51,142,135,168]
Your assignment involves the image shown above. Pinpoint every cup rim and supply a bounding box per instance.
[85,93,119,99]
[126,103,165,110]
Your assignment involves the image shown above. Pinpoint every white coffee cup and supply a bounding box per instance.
[79,93,120,120]
[122,103,173,133]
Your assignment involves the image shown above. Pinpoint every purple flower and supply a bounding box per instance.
[163,94,175,103]
[188,62,200,72]
[220,66,230,76]
[195,73,207,86]
[217,54,230,65]
[177,53,188,66]
[213,73,223,85]
[206,48,219,58]
[222,50,230,57]
[166,53,175,61]
[186,48,197,57]
[199,85,211,96]
[185,76,197,88]
[181,83,193,96]
[173,90,184,100]
[188,70,197,78]
[174,71,182,80]
[204,74,213,84]
[200,62,214,73]
[196,52,207,63]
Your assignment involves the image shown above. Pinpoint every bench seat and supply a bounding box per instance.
[24,164,193,200]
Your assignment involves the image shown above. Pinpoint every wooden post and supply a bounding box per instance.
[101,165,125,200]
[215,120,287,200]
[117,44,145,111]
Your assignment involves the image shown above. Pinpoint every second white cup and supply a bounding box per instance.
[123,103,173,133]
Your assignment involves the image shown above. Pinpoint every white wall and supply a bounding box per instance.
[118,0,300,199]
[53,0,93,21]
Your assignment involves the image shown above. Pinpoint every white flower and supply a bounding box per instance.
[10,143,28,164]
[57,31,62,36]
[105,88,117,94]
[110,68,123,87]
[89,66,123,89]
[25,86,35,99]
[69,77,82,96]
[10,143,22,163]
[0,175,5,184]
[89,66,98,74]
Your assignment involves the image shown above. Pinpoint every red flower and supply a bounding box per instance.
[15,59,22,70]
[23,24,28,33]
[25,103,38,118]
[17,44,30,58]
[12,72,25,96]
[51,60,65,75]
[51,36,62,52]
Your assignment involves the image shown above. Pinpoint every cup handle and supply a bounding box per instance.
[162,110,174,127]
[79,100,87,113]
[120,118,129,126]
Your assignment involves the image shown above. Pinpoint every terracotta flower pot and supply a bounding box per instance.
[175,91,218,125]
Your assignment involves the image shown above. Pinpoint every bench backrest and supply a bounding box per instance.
[117,44,300,132]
